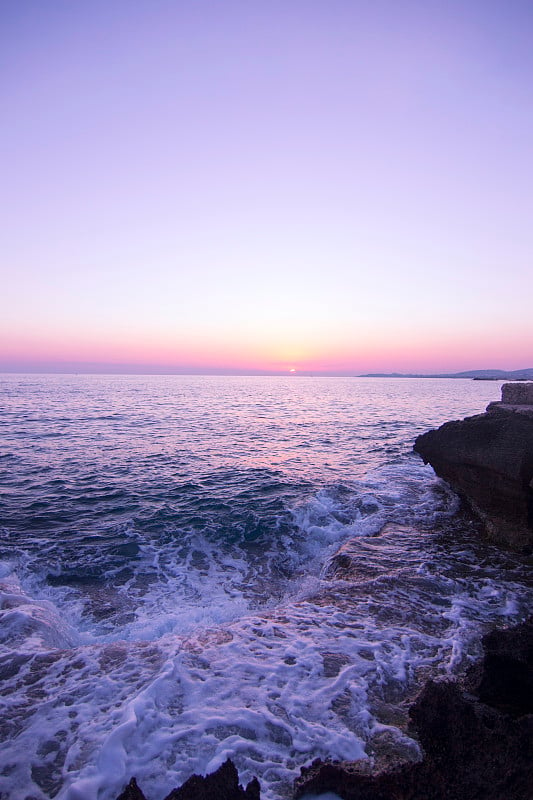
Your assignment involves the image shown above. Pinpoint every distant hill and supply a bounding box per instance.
[359,368,533,380]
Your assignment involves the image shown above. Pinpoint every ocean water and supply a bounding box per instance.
[1,375,532,800]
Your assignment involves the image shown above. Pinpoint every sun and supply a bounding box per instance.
[289,368,296,373]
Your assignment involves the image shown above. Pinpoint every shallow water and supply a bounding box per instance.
[1,375,531,799]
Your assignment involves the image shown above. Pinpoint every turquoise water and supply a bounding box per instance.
[1,375,531,800]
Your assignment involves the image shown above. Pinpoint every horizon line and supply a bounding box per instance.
[1,366,532,378]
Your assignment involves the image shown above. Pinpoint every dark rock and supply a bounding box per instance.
[295,758,416,800]
[116,759,260,800]
[413,383,533,550]
[471,616,533,717]
[117,777,147,800]
[164,759,260,800]
[501,382,533,405]
[294,618,533,800]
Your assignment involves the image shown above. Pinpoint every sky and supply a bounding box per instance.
[2,0,532,374]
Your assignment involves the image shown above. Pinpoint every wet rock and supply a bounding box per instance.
[165,759,260,800]
[413,383,533,550]
[117,777,147,800]
[325,524,416,582]
[116,759,260,800]
[469,616,533,717]
[294,617,533,800]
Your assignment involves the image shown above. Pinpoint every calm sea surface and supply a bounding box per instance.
[1,375,532,800]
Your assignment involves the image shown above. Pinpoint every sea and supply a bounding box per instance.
[1,374,532,800]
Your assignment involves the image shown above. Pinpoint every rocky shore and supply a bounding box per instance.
[116,617,533,800]
[414,382,533,551]
[294,617,533,800]
[115,386,533,800]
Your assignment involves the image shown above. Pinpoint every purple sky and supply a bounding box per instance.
[2,0,532,374]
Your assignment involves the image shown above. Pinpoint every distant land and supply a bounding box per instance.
[359,368,533,380]
[2,365,533,379]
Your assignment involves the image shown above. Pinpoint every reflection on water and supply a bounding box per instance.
[1,375,531,800]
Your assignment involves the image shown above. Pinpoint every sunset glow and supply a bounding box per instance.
[2,1,532,374]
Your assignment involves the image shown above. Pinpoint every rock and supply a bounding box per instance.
[294,757,416,800]
[116,759,260,800]
[469,616,533,717]
[117,777,147,800]
[164,759,260,800]
[501,381,533,405]
[413,383,533,550]
[294,618,533,800]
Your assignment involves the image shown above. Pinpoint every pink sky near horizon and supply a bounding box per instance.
[2,322,531,374]
[2,1,532,375]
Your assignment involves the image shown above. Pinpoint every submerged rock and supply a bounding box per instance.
[413,382,533,550]
[294,617,533,800]
[116,759,260,800]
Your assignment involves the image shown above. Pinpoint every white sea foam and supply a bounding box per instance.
[1,462,531,800]
[1,376,531,800]
[0,575,79,652]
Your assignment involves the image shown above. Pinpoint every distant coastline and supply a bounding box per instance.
[1,366,532,379]
[359,368,533,380]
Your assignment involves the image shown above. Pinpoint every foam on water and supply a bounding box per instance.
[1,375,532,800]
[2,459,532,800]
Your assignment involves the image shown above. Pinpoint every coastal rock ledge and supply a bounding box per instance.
[413,382,533,551]
[295,617,533,800]
[117,619,533,800]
